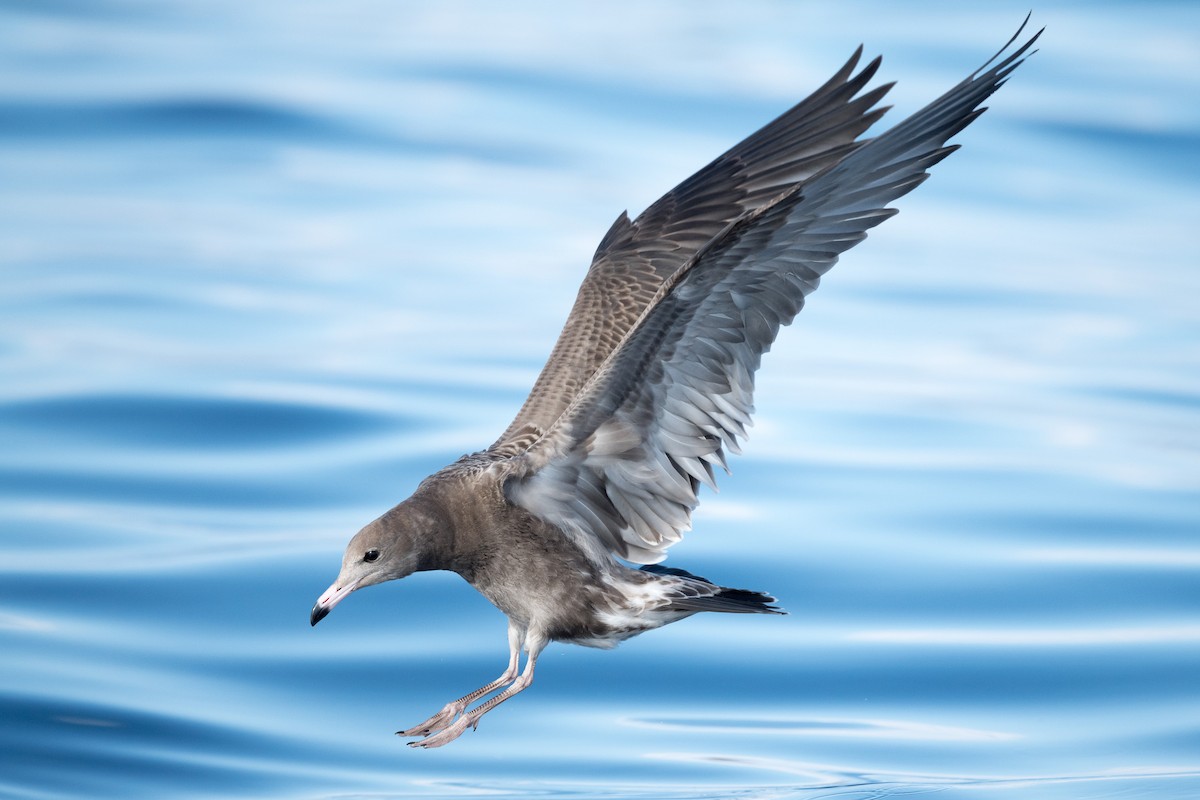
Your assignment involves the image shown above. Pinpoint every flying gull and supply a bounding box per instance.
[311,20,1041,748]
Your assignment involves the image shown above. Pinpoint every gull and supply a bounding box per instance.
[310,20,1040,748]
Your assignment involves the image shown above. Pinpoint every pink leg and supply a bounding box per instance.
[409,631,546,749]
[396,624,524,738]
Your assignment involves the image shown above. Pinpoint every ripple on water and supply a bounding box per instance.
[0,692,333,799]
[0,393,398,449]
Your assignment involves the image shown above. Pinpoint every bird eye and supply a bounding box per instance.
[363,549,380,563]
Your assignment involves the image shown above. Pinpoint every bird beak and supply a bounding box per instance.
[310,579,358,626]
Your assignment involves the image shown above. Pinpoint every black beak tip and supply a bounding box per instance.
[310,603,329,627]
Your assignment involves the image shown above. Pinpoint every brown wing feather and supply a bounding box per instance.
[490,47,892,454]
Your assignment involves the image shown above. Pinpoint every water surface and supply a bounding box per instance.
[2,2,1198,798]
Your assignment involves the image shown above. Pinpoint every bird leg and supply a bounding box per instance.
[396,624,524,738]
[407,632,546,749]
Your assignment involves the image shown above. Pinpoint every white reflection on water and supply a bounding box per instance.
[625,716,1017,742]
[0,612,57,633]
[1015,547,1200,568]
[848,625,1200,646]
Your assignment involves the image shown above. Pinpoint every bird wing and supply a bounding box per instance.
[488,48,893,456]
[500,24,1040,564]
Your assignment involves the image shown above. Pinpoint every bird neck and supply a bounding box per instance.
[386,489,470,575]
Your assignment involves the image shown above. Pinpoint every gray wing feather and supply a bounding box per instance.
[489,49,892,455]
[503,25,1041,564]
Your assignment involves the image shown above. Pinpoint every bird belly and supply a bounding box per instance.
[546,572,697,648]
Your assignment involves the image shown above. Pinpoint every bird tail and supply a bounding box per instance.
[640,564,786,615]
[705,585,786,615]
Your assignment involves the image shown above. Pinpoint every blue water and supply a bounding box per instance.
[2,2,1198,798]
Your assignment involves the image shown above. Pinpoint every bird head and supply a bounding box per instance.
[310,502,428,626]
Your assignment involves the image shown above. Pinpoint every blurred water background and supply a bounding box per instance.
[1,2,1198,798]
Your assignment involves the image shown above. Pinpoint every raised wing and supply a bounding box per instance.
[489,48,892,456]
[502,24,1041,564]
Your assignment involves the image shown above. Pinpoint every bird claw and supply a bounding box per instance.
[395,703,463,738]
[406,715,471,748]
